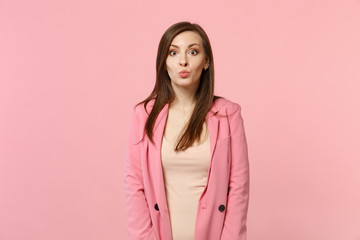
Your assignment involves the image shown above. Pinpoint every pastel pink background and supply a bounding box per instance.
[0,0,359,239]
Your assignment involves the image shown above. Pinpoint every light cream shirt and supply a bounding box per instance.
[161,125,211,240]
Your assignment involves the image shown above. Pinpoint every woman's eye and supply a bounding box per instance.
[169,50,176,56]
[190,50,198,55]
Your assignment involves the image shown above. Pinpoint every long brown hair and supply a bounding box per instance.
[135,21,222,152]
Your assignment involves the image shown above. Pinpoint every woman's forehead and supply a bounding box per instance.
[171,31,202,46]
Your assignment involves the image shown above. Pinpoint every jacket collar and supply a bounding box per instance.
[150,99,220,153]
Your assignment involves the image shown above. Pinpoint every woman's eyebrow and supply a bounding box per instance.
[170,43,200,48]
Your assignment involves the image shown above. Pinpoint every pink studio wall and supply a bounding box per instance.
[0,0,359,240]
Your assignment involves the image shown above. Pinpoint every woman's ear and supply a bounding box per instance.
[204,59,209,70]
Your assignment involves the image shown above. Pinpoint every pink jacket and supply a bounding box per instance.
[124,97,250,240]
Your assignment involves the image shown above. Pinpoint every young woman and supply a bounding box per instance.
[124,21,250,240]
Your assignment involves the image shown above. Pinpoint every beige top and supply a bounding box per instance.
[161,125,211,240]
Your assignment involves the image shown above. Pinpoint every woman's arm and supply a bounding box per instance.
[124,106,154,240]
[220,104,250,240]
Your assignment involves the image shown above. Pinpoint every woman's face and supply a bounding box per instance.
[166,31,209,91]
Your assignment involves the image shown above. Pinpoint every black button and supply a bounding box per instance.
[154,203,159,211]
[218,204,225,212]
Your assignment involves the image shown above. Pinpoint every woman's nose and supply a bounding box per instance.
[179,54,188,66]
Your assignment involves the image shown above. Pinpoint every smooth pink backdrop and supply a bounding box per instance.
[0,0,359,240]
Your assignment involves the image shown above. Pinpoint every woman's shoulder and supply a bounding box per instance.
[213,96,241,116]
[132,98,155,116]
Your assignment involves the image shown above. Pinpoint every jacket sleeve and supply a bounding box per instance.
[124,106,155,240]
[220,104,250,240]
